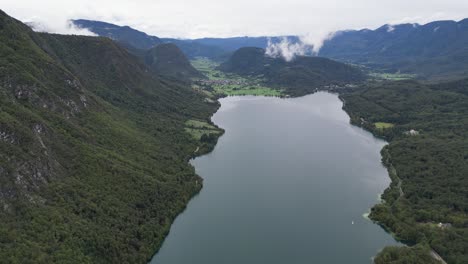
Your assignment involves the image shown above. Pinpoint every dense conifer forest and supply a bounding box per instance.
[0,10,222,263]
[342,80,468,263]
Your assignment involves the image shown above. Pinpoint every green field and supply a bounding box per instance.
[375,122,395,129]
[185,119,221,140]
[191,58,282,97]
[370,72,417,81]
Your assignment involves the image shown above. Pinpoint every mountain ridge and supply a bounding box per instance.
[319,18,468,80]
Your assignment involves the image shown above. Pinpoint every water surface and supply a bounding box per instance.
[152,92,398,264]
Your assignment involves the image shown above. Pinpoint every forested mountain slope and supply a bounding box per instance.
[143,43,205,80]
[0,10,220,263]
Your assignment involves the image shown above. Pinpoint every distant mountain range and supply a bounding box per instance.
[72,19,298,59]
[72,19,162,49]
[72,19,203,80]
[73,18,468,80]
[320,19,468,80]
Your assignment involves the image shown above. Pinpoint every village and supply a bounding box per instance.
[195,79,250,86]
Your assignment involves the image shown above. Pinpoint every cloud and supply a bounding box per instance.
[24,16,97,36]
[300,31,338,54]
[265,31,337,61]
[265,37,310,61]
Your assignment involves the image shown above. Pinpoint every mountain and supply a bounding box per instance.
[72,19,227,59]
[73,18,468,80]
[72,19,162,49]
[72,20,204,80]
[220,47,366,96]
[71,20,302,60]
[319,19,468,80]
[0,10,220,263]
[143,43,205,80]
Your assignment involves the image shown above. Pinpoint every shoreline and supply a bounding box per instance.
[150,90,401,263]
[146,101,224,263]
[338,94,411,249]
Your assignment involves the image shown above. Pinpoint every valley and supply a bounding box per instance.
[0,5,467,264]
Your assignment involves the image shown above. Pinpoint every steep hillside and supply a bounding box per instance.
[144,43,205,80]
[71,20,204,80]
[320,19,468,80]
[72,19,162,49]
[220,47,366,96]
[0,10,220,263]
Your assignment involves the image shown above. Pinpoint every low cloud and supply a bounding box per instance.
[25,16,97,36]
[265,31,337,61]
[265,37,311,62]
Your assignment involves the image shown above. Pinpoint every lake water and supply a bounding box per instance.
[151,92,399,264]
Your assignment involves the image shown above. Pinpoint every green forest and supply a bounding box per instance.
[0,10,222,263]
[342,80,468,263]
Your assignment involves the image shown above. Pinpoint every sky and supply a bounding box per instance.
[1,0,468,40]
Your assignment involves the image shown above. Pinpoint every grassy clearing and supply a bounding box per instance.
[370,72,417,81]
[191,57,282,97]
[375,122,395,129]
[184,119,221,140]
[213,85,282,96]
[186,119,216,129]
[184,128,221,140]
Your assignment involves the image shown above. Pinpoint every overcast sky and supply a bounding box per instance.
[1,0,468,39]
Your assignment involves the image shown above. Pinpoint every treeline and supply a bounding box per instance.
[342,79,468,263]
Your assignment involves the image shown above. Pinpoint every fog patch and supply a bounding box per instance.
[24,16,97,36]
[265,31,337,61]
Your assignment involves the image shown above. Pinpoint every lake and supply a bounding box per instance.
[151,92,399,264]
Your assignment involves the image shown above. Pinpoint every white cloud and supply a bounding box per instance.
[24,16,96,36]
[265,37,310,61]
